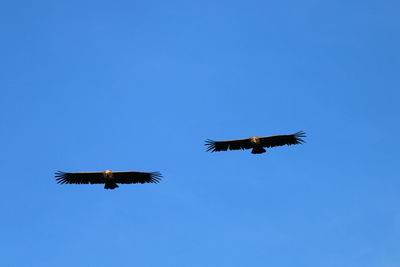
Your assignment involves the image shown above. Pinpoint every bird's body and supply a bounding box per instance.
[249,136,266,154]
[55,170,162,190]
[103,170,118,189]
[205,131,306,154]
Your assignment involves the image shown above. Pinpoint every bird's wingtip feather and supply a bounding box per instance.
[54,171,68,184]
[150,171,163,183]
[204,139,217,152]
[293,131,306,143]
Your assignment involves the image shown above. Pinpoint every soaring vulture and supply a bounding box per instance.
[55,170,162,190]
[205,131,306,154]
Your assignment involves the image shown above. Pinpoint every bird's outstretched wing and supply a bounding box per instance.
[55,171,104,184]
[260,131,306,148]
[205,138,253,152]
[113,171,162,184]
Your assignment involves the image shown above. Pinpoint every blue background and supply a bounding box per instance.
[1,0,400,266]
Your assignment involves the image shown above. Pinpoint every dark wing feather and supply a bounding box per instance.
[260,131,306,148]
[205,138,253,152]
[113,171,162,184]
[55,171,104,184]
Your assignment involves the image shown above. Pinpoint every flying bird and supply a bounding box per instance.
[205,131,306,154]
[55,170,162,190]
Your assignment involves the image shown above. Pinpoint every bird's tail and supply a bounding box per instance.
[104,183,119,190]
[251,146,266,154]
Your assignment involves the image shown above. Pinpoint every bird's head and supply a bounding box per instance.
[250,136,260,144]
[103,170,113,179]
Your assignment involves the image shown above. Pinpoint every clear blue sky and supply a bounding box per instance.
[1,0,399,266]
